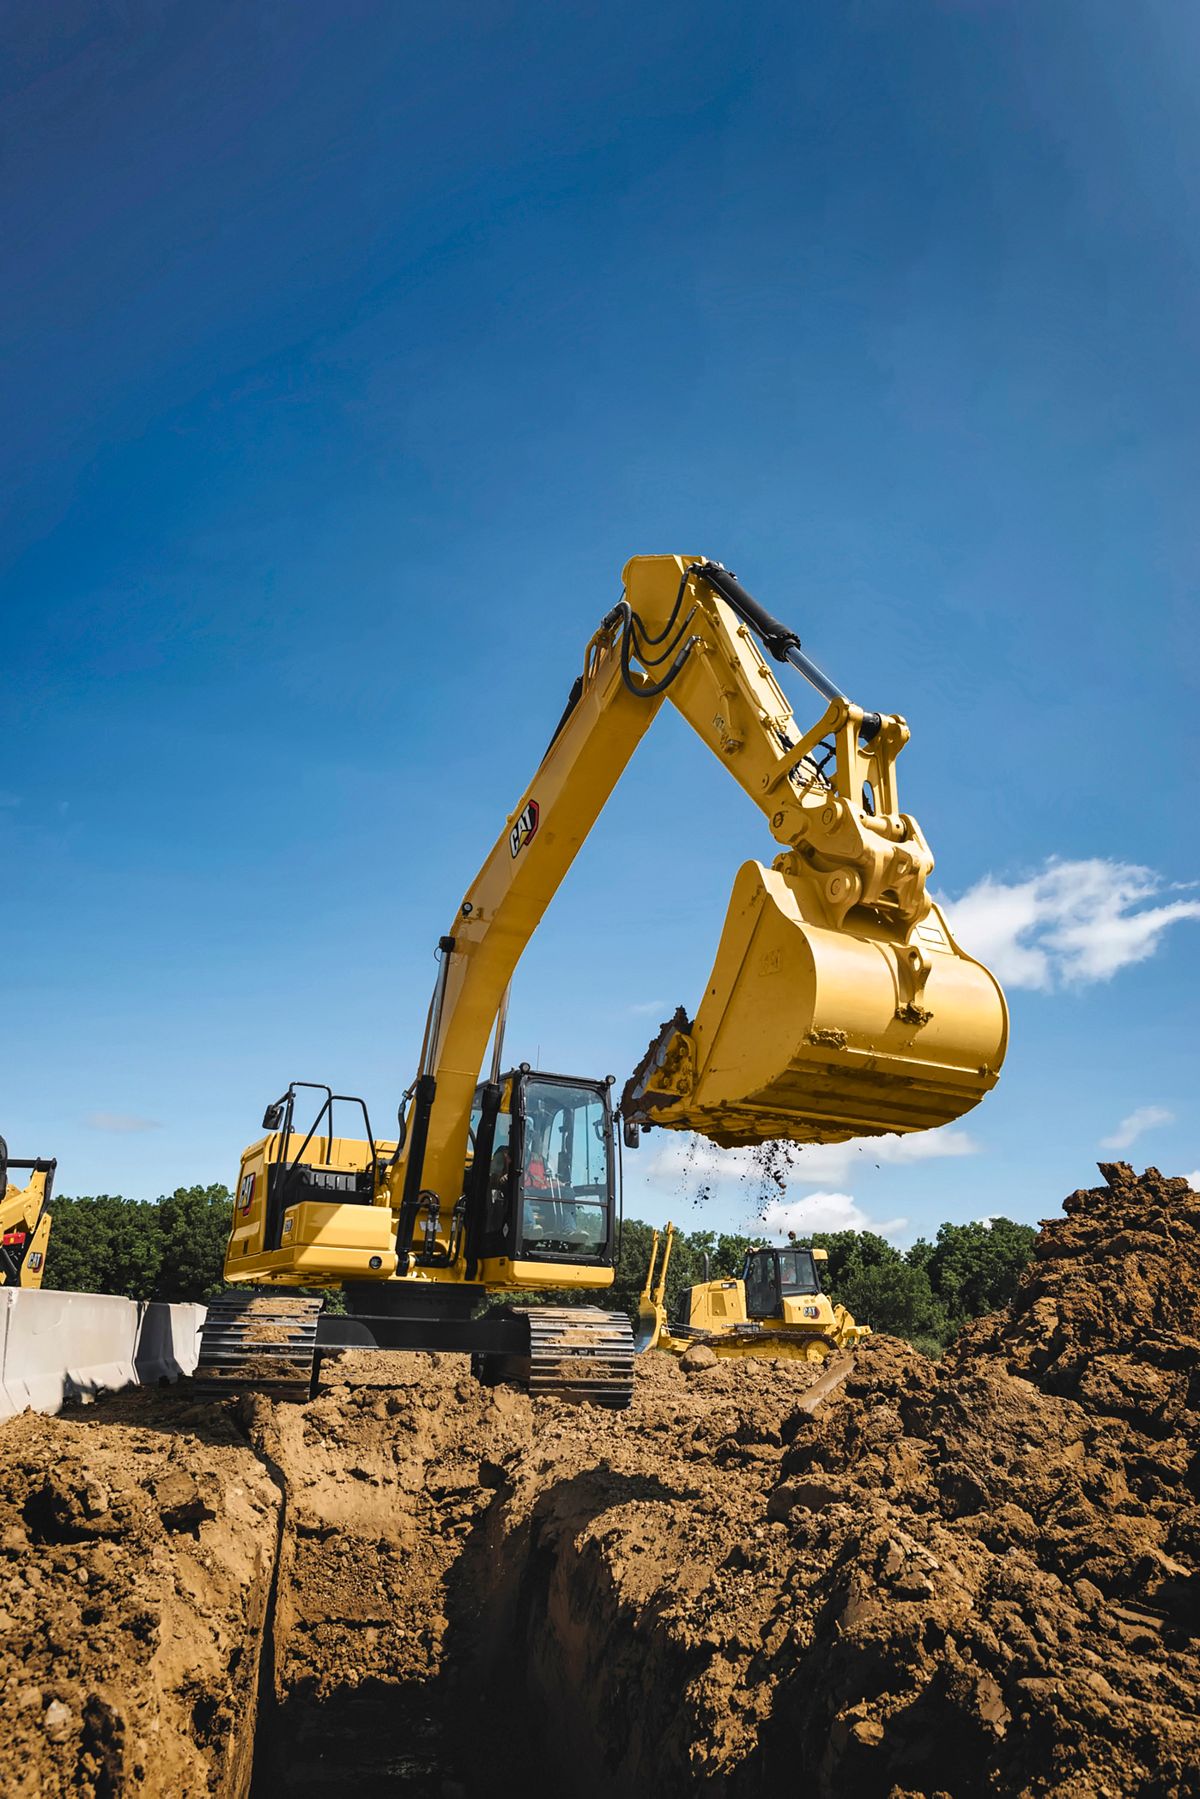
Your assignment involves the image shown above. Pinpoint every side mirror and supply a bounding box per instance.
[622,1117,641,1150]
[262,1101,286,1132]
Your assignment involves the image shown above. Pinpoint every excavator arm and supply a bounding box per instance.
[385,554,1007,1255]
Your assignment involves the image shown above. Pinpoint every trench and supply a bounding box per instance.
[233,1360,629,1799]
[243,1462,661,1799]
[233,1347,830,1799]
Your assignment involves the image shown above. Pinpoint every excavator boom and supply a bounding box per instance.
[387,554,1006,1249]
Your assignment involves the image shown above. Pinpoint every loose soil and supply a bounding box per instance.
[1,1162,1198,1797]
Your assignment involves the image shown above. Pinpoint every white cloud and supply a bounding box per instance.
[84,1112,161,1134]
[644,1125,977,1192]
[1100,1105,1174,1152]
[1187,1171,1200,1192]
[759,1191,908,1239]
[940,858,1200,991]
[626,998,670,1017]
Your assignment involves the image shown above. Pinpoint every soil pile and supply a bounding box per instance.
[446,1163,1200,1796]
[0,1396,279,1798]
[0,1163,1197,1798]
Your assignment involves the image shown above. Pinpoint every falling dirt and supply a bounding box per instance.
[1,1163,1199,1797]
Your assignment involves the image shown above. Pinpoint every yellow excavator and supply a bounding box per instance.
[637,1222,869,1362]
[197,554,1007,1406]
[0,1137,55,1289]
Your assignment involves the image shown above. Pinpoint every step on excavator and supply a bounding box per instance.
[0,1137,55,1289]
[197,555,1008,1407]
[636,1223,870,1363]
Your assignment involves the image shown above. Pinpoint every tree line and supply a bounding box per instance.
[42,1186,1037,1352]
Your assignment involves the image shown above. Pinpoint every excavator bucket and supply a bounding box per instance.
[623,860,1008,1149]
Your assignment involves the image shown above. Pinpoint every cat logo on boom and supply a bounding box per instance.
[510,799,539,857]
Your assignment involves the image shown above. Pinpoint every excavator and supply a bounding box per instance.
[197,554,1008,1407]
[637,1223,870,1363]
[0,1137,55,1289]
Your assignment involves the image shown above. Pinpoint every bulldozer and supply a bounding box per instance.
[637,1222,869,1362]
[0,1137,55,1289]
[198,554,1007,1407]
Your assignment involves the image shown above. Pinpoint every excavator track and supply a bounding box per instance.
[520,1306,635,1408]
[193,1292,323,1398]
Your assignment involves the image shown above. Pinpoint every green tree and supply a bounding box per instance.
[815,1228,900,1282]
[42,1195,163,1300]
[155,1184,234,1302]
[922,1217,1038,1332]
[834,1258,946,1344]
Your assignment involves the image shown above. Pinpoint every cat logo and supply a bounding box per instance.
[239,1171,256,1213]
[27,1252,43,1274]
[509,799,540,857]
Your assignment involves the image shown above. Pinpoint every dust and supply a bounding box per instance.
[1,1163,1198,1797]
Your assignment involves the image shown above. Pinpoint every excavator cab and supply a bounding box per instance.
[466,1070,618,1274]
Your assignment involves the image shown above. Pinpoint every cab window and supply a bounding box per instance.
[778,1249,820,1296]
[519,1082,609,1258]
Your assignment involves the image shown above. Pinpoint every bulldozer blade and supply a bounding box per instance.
[633,1298,662,1354]
[623,860,1007,1148]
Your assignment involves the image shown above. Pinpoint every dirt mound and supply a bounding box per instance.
[0,1396,279,1798]
[1,1164,1198,1798]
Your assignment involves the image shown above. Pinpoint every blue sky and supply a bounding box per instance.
[4,0,1198,1244]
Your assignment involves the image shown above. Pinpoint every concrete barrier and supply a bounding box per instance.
[135,1299,207,1385]
[0,1289,207,1420]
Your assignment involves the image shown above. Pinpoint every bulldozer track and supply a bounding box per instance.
[522,1306,635,1409]
[193,1292,323,1398]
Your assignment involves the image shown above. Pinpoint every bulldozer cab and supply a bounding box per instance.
[468,1070,617,1268]
[743,1245,824,1319]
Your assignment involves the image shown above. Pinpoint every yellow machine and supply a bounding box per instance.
[0,1137,55,1289]
[198,555,1007,1406]
[637,1222,869,1362]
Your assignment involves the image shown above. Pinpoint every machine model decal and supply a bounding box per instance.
[510,799,540,857]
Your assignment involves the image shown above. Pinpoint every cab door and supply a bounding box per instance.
[743,1250,782,1320]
